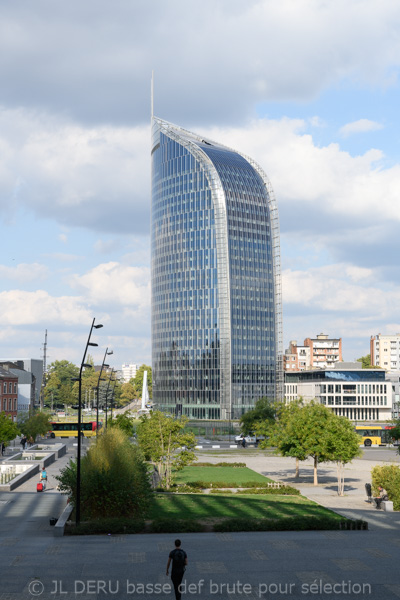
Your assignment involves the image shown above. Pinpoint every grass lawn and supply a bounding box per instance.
[149,493,343,522]
[175,466,272,485]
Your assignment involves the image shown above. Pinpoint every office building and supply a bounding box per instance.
[151,117,282,419]
[285,362,391,421]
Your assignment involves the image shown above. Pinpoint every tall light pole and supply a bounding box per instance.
[96,348,113,436]
[76,318,103,526]
[110,377,118,423]
[104,368,115,429]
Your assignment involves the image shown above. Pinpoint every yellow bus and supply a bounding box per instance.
[49,421,100,438]
[355,425,394,447]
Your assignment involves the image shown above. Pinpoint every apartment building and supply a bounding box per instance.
[285,362,391,421]
[283,340,311,372]
[284,334,341,371]
[304,333,342,369]
[121,363,139,383]
[370,334,400,371]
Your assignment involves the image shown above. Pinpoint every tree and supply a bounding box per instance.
[109,411,136,437]
[0,413,20,447]
[388,420,400,452]
[136,411,196,489]
[44,360,79,408]
[119,381,136,406]
[240,397,275,435]
[325,416,361,495]
[56,428,151,519]
[356,354,380,369]
[258,400,308,478]
[18,412,51,442]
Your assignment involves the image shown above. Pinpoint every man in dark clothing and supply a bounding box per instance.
[166,539,188,600]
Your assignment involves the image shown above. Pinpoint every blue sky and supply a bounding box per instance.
[1,0,400,368]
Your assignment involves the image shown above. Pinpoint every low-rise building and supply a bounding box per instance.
[283,340,311,372]
[0,366,18,421]
[285,362,391,421]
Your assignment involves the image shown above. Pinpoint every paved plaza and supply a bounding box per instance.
[1,441,400,599]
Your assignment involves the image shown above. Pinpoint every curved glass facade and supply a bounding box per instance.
[151,118,281,419]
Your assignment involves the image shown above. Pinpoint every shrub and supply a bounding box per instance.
[150,518,204,533]
[371,464,400,510]
[236,486,300,495]
[56,428,152,519]
[213,516,366,532]
[209,489,233,494]
[193,462,246,468]
[66,517,145,536]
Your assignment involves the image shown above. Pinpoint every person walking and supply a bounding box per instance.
[166,539,187,600]
[39,468,47,490]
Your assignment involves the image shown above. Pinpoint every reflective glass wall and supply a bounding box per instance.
[151,118,278,419]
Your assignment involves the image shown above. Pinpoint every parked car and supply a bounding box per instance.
[235,433,257,446]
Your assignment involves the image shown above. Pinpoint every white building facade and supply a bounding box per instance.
[370,334,400,371]
[285,364,391,421]
[121,363,139,383]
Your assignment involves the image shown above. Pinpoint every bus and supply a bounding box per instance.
[355,425,394,447]
[49,421,100,438]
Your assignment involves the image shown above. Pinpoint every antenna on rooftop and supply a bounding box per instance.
[151,70,154,119]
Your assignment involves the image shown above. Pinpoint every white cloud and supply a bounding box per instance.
[339,119,384,137]
[58,233,68,243]
[69,262,150,309]
[0,108,150,233]
[0,1,400,124]
[0,290,93,326]
[282,264,400,317]
[0,263,48,283]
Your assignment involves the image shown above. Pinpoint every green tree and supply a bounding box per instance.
[0,413,20,447]
[133,365,152,399]
[388,419,400,452]
[356,354,380,369]
[44,360,79,408]
[258,400,307,477]
[119,381,136,406]
[18,412,51,442]
[56,428,151,519]
[109,411,136,437]
[136,411,196,489]
[240,397,275,435]
[325,416,361,495]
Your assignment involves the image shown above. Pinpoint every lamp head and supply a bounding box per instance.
[94,324,103,329]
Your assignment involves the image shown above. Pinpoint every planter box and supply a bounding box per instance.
[0,463,39,491]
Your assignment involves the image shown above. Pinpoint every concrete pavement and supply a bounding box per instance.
[0,444,400,598]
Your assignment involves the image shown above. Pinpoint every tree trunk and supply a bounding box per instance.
[313,456,318,485]
[295,458,300,478]
[337,462,344,496]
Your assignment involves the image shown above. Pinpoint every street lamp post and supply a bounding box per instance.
[96,348,113,436]
[76,318,103,526]
[104,368,115,429]
[110,377,118,423]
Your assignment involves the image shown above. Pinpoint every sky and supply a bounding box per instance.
[2,0,400,369]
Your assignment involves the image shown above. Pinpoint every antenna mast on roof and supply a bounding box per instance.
[40,329,48,411]
[151,70,154,119]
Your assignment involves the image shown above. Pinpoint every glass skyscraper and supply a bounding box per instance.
[151,117,282,420]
